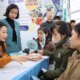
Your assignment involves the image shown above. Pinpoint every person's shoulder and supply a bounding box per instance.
[0,19,9,26]
[52,21,55,24]
[40,21,47,26]
[42,21,47,24]
[63,48,75,57]
[51,21,56,25]
[0,18,6,22]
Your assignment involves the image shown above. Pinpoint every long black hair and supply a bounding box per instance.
[0,22,7,53]
[55,21,70,38]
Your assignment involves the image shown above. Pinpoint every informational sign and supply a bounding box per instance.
[25,0,38,10]
[0,0,64,30]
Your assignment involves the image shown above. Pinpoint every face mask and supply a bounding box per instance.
[63,38,71,47]
[52,36,61,44]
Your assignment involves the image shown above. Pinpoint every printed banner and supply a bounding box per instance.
[0,0,63,31]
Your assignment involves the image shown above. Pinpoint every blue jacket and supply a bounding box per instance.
[1,19,22,54]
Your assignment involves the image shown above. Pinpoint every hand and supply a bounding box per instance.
[26,53,42,61]
[29,51,35,54]
[11,55,27,62]
[38,50,44,54]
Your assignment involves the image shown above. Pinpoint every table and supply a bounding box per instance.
[0,56,49,80]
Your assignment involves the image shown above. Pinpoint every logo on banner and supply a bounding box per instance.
[25,0,38,10]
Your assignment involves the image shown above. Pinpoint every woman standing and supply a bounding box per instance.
[1,4,21,54]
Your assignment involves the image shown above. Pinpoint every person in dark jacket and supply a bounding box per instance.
[40,10,56,39]
[39,21,75,80]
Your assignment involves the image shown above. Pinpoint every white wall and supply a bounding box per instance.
[70,0,80,23]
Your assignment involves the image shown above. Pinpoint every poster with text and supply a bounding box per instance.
[0,0,63,31]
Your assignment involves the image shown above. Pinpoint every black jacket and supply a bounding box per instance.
[43,37,75,80]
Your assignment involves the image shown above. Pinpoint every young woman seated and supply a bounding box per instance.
[0,22,27,68]
[57,23,80,80]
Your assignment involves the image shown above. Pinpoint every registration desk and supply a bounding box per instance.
[0,56,49,80]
